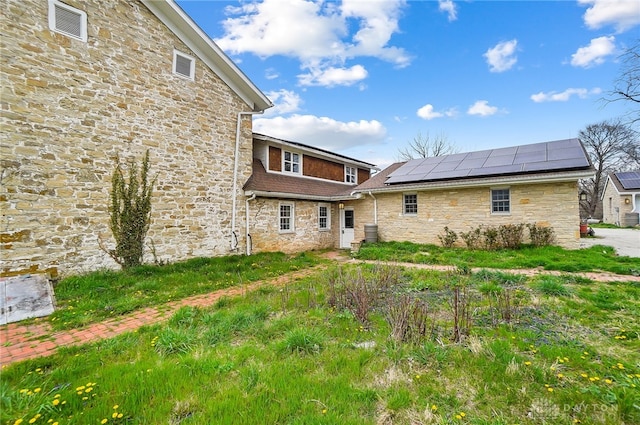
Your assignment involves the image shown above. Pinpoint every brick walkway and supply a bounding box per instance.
[0,264,329,366]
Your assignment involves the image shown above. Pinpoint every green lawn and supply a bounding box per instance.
[2,259,638,425]
[355,241,640,275]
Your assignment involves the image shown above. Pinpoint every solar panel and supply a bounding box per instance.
[616,171,640,190]
[385,138,590,185]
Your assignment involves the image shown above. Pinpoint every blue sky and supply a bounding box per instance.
[176,0,639,169]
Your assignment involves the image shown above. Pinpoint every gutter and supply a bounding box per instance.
[243,190,352,202]
[231,111,263,251]
[245,192,256,255]
[368,191,378,224]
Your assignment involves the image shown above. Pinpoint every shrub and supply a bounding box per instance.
[106,150,156,269]
[498,224,525,249]
[527,223,556,246]
[385,294,434,343]
[438,226,458,248]
[482,226,500,250]
[460,227,483,249]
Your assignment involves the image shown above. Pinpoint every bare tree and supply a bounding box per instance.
[609,40,640,126]
[397,132,458,161]
[578,120,639,219]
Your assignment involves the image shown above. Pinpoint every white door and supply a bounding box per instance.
[340,208,355,248]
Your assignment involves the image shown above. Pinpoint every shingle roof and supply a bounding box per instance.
[243,159,356,200]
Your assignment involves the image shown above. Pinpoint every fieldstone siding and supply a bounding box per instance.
[1,0,255,276]
[248,199,336,253]
[370,181,581,249]
[601,182,635,226]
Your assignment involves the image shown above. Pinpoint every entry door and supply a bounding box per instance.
[340,208,355,248]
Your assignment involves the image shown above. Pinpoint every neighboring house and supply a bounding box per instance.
[243,134,376,253]
[347,138,594,249]
[1,0,272,277]
[601,171,640,226]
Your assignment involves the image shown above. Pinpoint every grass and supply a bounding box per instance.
[2,261,639,425]
[355,241,640,275]
[47,251,320,330]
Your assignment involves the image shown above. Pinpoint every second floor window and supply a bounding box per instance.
[345,166,356,183]
[284,151,300,174]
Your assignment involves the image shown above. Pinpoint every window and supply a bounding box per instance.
[491,188,510,213]
[403,193,417,215]
[173,50,195,80]
[48,0,87,42]
[279,203,294,232]
[318,204,330,230]
[283,151,300,174]
[345,166,356,183]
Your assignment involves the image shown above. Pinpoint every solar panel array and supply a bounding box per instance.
[616,171,640,190]
[386,139,590,185]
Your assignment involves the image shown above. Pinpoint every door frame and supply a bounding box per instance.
[339,207,355,248]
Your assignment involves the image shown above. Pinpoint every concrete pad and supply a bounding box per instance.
[579,228,640,258]
[0,274,56,325]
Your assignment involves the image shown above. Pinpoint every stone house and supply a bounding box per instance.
[243,134,376,254]
[346,138,594,249]
[601,171,640,226]
[1,0,272,277]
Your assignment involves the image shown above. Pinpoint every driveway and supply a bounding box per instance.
[579,227,640,257]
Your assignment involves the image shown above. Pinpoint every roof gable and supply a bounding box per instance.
[141,0,272,111]
[385,139,591,185]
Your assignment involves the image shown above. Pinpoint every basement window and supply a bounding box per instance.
[173,50,195,80]
[48,0,88,42]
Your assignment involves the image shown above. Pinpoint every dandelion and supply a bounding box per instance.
[605,379,613,384]
[557,373,564,378]
[13,419,24,425]
[112,412,118,419]
[117,414,123,419]
[101,420,108,424]
[548,387,554,392]
[431,405,438,412]
[113,405,119,410]
[580,373,588,378]
[524,361,532,366]
[34,388,42,393]
[53,399,60,406]
[322,409,327,414]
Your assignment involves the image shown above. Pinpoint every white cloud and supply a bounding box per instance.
[579,0,640,32]
[215,0,410,87]
[570,36,616,68]
[438,0,458,22]
[484,39,518,73]
[298,64,368,87]
[530,87,603,103]
[417,104,443,120]
[253,114,387,151]
[265,68,279,80]
[416,104,457,120]
[467,100,498,116]
[263,89,303,116]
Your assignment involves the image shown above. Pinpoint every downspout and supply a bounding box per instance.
[245,192,256,256]
[368,191,377,224]
[231,111,263,251]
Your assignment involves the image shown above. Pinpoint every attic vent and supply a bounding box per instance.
[173,50,195,80]
[48,1,87,42]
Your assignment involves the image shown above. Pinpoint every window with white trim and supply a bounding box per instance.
[403,193,417,215]
[345,166,357,183]
[173,50,195,80]
[48,0,87,42]
[279,203,294,232]
[283,151,300,174]
[491,188,510,213]
[318,204,331,230]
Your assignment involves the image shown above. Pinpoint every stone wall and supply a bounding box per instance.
[369,181,581,249]
[248,199,337,253]
[1,0,255,276]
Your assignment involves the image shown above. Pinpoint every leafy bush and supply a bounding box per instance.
[483,226,500,250]
[106,150,156,269]
[498,224,525,249]
[460,227,483,249]
[527,223,556,246]
[438,226,459,248]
